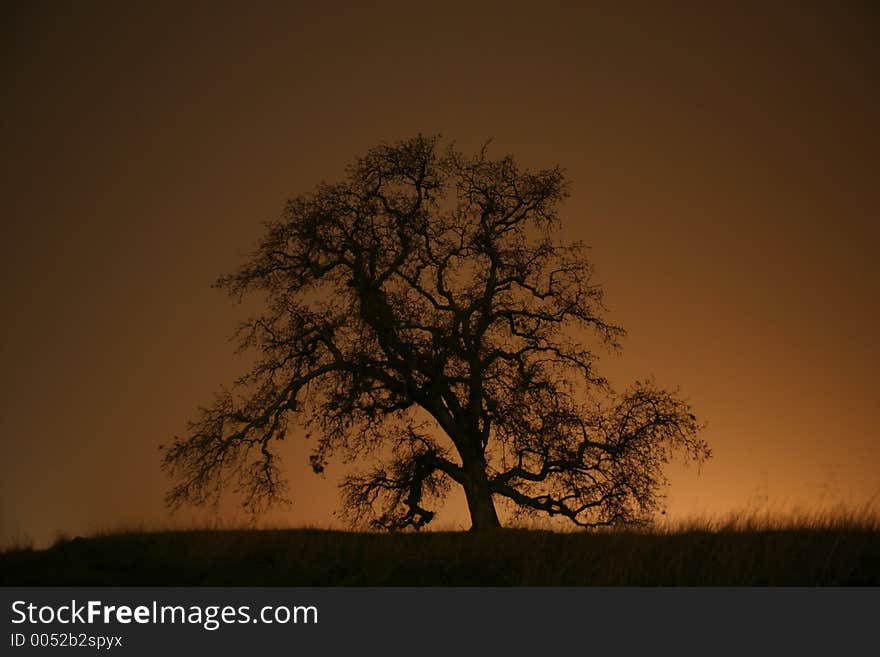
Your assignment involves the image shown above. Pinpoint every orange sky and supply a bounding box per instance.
[2,2,878,547]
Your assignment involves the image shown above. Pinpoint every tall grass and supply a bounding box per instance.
[657,504,880,533]
[1,507,877,586]
[0,533,33,554]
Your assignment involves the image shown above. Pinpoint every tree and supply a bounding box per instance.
[162,135,709,532]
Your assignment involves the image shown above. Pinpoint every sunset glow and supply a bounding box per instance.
[2,3,877,548]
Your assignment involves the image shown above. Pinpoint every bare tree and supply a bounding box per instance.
[162,135,709,532]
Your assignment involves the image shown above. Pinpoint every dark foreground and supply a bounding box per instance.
[2,527,879,585]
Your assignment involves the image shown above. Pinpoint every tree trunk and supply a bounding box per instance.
[447,422,501,532]
[463,471,501,532]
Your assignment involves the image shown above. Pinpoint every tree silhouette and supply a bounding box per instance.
[162,135,709,532]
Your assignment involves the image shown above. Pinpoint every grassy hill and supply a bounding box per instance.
[3,521,879,585]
